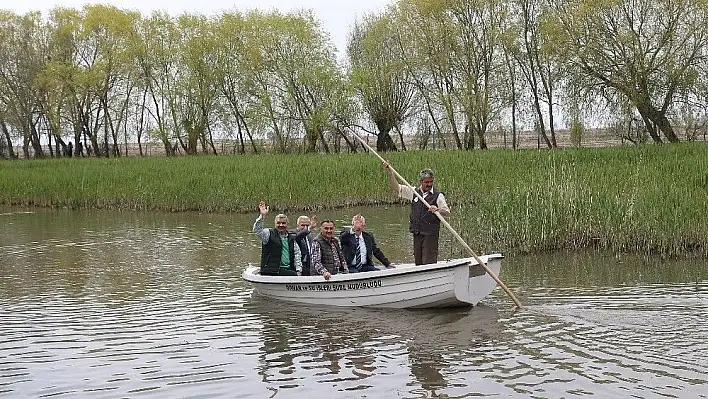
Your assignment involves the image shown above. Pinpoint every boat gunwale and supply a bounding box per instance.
[242,254,504,285]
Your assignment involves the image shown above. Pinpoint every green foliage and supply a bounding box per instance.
[548,0,708,143]
[0,7,351,157]
[347,11,413,150]
[569,119,584,147]
[2,0,708,159]
[1,143,707,257]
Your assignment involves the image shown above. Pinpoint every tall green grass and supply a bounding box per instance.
[1,143,707,256]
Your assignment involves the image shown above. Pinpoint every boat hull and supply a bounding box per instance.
[242,254,503,309]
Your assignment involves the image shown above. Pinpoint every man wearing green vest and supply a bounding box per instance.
[252,201,302,276]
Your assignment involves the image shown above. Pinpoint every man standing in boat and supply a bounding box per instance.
[311,220,348,280]
[340,214,393,272]
[252,201,302,276]
[383,165,451,265]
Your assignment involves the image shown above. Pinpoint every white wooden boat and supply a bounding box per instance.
[242,253,504,309]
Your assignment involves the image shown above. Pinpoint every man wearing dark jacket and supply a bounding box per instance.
[340,214,393,272]
[293,215,316,276]
[252,201,302,276]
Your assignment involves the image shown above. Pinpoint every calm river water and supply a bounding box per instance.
[1,206,706,398]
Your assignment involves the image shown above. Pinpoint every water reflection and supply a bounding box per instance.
[1,206,708,398]
[247,298,502,395]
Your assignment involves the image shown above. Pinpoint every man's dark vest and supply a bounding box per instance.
[314,235,342,274]
[409,188,442,235]
[260,229,296,275]
[295,231,312,276]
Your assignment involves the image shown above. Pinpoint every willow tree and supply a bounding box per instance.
[38,6,139,158]
[213,12,258,154]
[0,11,47,158]
[133,12,183,156]
[243,10,350,153]
[347,12,414,152]
[85,5,141,157]
[395,0,462,149]
[42,8,88,156]
[176,14,221,155]
[445,0,509,149]
[549,0,708,143]
[392,0,509,150]
[508,0,560,148]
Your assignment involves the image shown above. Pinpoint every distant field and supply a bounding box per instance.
[13,127,705,158]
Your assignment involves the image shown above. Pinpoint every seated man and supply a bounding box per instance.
[311,219,348,280]
[252,201,302,276]
[293,215,316,276]
[340,214,392,273]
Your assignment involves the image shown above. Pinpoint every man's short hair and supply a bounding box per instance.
[419,168,435,180]
[296,216,310,224]
[351,214,366,224]
[274,214,288,223]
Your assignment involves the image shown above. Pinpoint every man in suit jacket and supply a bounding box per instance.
[340,214,393,273]
[293,215,316,276]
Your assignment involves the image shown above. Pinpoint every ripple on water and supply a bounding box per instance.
[497,281,708,398]
[2,209,708,398]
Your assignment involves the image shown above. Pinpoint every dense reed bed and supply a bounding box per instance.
[1,143,706,256]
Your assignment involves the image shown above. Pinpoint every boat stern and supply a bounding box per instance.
[453,254,504,306]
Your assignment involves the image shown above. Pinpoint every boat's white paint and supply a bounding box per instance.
[242,254,503,308]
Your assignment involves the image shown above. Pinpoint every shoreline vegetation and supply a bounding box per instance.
[2,143,707,257]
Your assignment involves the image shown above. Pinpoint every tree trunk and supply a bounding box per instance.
[206,124,217,155]
[531,90,552,148]
[305,127,318,153]
[22,129,30,159]
[646,109,680,143]
[375,128,397,152]
[236,118,245,154]
[317,128,330,154]
[635,100,667,143]
[237,113,258,154]
[160,136,172,156]
[547,101,557,148]
[29,117,44,158]
[477,126,488,149]
[394,124,406,151]
[0,120,17,159]
[442,94,462,149]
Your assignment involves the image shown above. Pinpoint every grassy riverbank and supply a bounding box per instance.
[1,143,707,256]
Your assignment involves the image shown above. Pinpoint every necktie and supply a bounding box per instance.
[354,235,362,269]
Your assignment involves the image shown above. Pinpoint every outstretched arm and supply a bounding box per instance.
[252,215,270,244]
[294,228,310,241]
[382,161,401,194]
[252,201,271,243]
[370,235,391,267]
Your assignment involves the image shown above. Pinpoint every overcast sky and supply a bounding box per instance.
[5,0,392,57]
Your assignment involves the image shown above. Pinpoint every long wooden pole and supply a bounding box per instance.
[353,133,523,309]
